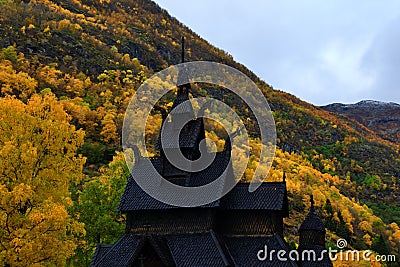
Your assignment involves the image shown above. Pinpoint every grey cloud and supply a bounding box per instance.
[156,0,400,105]
[362,15,400,103]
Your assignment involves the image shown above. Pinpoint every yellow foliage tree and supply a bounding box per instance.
[0,60,37,101]
[0,94,86,266]
[100,113,118,144]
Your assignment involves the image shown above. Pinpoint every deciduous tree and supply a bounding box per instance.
[0,94,86,266]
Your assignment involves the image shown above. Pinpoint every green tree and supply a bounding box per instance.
[371,234,389,255]
[69,152,128,265]
[0,46,18,64]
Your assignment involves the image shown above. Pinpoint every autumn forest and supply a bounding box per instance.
[0,0,399,266]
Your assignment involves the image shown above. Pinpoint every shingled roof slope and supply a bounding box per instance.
[91,234,140,267]
[297,244,333,267]
[224,235,297,266]
[299,211,326,232]
[156,85,203,150]
[166,231,231,266]
[90,244,112,267]
[156,118,203,149]
[221,182,288,212]
[143,236,175,266]
[117,152,231,212]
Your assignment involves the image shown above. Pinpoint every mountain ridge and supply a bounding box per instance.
[0,0,399,264]
[322,100,400,144]
[324,100,400,109]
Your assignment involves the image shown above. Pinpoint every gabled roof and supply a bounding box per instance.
[221,182,288,213]
[91,231,233,267]
[117,152,230,212]
[156,118,203,149]
[91,234,141,267]
[91,234,176,267]
[132,236,175,266]
[117,150,290,213]
[166,231,232,266]
[224,235,297,266]
[90,244,112,267]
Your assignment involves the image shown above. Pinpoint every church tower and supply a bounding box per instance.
[91,38,331,267]
[298,195,333,266]
[299,195,326,247]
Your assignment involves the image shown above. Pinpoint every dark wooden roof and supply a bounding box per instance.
[221,182,288,213]
[92,231,232,267]
[166,232,232,266]
[91,234,177,267]
[90,244,112,267]
[92,232,302,267]
[216,235,297,267]
[299,211,326,232]
[297,244,333,267]
[91,234,335,267]
[156,118,203,149]
[118,150,290,214]
[156,87,203,150]
[91,234,140,267]
[117,152,230,212]
[118,152,288,215]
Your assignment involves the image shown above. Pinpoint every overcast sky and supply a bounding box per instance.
[154,0,400,106]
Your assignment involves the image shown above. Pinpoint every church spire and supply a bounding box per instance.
[298,194,326,248]
[155,36,202,158]
[181,36,185,63]
[310,194,315,212]
[176,36,190,100]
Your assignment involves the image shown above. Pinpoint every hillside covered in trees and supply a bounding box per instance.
[322,100,400,145]
[0,0,399,266]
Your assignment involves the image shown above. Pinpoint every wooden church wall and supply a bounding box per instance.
[218,210,284,237]
[126,209,216,234]
[299,230,325,247]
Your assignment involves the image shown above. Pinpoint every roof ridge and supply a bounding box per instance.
[209,230,234,266]
[117,177,133,212]
[93,234,132,266]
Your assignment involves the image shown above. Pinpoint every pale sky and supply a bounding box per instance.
[154,0,400,105]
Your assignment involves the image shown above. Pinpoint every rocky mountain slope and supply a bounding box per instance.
[322,100,400,144]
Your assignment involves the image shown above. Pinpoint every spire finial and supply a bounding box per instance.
[310,194,315,212]
[131,145,141,165]
[177,36,190,97]
[181,36,185,63]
